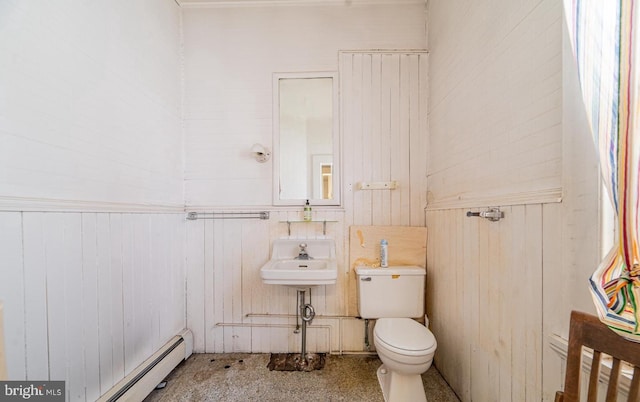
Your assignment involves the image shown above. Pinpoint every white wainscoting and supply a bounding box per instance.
[426,203,563,402]
[185,209,358,354]
[0,212,185,402]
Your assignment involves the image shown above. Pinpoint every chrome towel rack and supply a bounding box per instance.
[186,211,270,221]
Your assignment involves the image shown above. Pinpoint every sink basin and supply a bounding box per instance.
[260,239,338,287]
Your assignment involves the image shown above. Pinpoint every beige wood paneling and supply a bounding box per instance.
[348,225,427,316]
[427,205,551,402]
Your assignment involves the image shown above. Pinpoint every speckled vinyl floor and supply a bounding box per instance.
[144,353,460,402]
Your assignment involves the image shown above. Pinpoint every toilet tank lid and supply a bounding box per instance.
[355,266,425,276]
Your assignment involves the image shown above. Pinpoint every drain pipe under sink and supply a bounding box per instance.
[297,289,316,361]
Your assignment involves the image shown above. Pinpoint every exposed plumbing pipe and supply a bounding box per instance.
[298,289,316,361]
[245,313,356,356]
[299,290,306,358]
[364,319,370,351]
[294,292,301,334]
[301,303,315,323]
[216,322,362,356]
[245,313,354,319]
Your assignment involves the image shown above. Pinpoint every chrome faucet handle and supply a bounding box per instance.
[296,243,312,260]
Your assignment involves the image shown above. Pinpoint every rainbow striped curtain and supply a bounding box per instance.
[566,0,640,340]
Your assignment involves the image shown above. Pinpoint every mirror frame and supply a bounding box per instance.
[272,71,340,206]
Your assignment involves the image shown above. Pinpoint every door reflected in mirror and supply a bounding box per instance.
[273,72,339,206]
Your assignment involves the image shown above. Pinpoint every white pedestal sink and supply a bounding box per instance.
[260,239,338,287]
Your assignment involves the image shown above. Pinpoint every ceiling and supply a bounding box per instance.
[177,0,426,7]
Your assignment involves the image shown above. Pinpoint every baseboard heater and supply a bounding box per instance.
[97,329,193,402]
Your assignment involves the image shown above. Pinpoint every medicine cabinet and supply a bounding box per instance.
[272,72,340,206]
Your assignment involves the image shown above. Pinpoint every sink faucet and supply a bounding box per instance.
[295,243,313,260]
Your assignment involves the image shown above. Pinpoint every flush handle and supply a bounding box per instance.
[360,277,372,282]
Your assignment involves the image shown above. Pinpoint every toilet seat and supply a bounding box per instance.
[374,318,437,357]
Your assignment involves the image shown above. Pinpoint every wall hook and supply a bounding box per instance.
[251,143,271,163]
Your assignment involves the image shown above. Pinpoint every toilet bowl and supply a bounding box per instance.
[355,266,437,402]
[374,317,437,402]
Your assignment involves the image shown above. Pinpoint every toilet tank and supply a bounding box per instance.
[355,266,425,319]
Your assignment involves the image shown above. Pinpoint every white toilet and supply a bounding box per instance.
[356,266,437,402]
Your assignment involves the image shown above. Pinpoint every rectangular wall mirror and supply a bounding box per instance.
[273,72,340,206]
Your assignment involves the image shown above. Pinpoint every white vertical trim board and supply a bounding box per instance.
[0,302,6,380]
[0,213,26,380]
[80,214,101,401]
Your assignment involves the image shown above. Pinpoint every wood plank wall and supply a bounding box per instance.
[0,3,186,401]
[425,1,592,401]
[0,3,609,402]
[427,204,562,401]
[341,52,428,227]
[186,209,350,354]
[184,51,429,354]
[0,212,185,402]
[0,4,431,400]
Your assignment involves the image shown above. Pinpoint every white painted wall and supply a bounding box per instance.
[183,47,428,353]
[428,0,603,401]
[0,2,186,401]
[428,0,562,208]
[182,1,429,352]
[1,5,428,399]
[1,2,602,401]
[540,15,606,400]
[0,3,429,398]
[0,0,183,207]
[182,3,427,207]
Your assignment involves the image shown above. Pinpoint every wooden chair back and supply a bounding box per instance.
[555,310,640,402]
